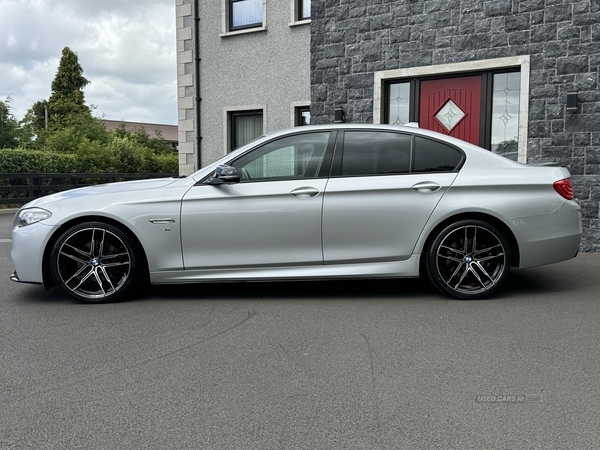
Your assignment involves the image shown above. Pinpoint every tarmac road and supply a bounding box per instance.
[1,209,600,449]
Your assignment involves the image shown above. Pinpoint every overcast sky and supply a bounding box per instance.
[0,0,177,125]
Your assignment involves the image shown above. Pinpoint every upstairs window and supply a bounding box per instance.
[298,0,310,20]
[230,0,263,31]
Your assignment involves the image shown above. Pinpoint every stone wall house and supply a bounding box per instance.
[310,0,599,251]
[176,0,599,251]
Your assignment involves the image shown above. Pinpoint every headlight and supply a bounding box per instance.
[16,208,52,227]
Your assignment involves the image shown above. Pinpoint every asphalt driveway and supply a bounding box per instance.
[1,208,600,449]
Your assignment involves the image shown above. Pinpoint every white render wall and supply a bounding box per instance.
[176,0,311,175]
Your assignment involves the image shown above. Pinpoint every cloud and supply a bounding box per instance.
[0,0,177,124]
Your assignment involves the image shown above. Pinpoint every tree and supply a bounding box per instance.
[19,99,48,147]
[47,47,91,130]
[0,97,20,149]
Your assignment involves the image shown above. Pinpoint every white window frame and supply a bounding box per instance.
[290,101,311,127]
[221,0,267,37]
[289,0,311,26]
[373,56,531,163]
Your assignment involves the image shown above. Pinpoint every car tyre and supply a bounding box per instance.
[426,219,511,299]
[49,222,140,303]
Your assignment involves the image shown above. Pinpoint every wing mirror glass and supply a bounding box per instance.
[206,165,240,185]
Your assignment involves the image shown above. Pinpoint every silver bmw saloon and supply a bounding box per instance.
[11,124,582,303]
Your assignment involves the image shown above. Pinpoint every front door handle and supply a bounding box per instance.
[412,181,441,193]
[290,187,321,198]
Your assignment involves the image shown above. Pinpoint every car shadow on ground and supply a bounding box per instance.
[133,276,439,302]
[10,264,578,305]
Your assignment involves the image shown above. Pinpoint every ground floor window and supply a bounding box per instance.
[385,70,521,160]
[296,106,311,126]
[231,110,263,151]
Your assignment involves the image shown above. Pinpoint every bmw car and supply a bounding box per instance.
[10,124,582,303]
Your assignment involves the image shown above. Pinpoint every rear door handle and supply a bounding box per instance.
[291,187,321,198]
[412,181,441,193]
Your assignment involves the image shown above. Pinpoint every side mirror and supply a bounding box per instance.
[205,165,240,185]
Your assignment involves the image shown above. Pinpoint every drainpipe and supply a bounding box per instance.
[194,0,202,169]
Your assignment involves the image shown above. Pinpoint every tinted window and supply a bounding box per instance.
[342,131,411,176]
[413,137,462,172]
[232,132,330,181]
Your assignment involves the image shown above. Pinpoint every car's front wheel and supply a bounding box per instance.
[426,220,511,299]
[49,222,140,303]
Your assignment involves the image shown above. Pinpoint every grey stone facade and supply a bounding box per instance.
[310,0,600,251]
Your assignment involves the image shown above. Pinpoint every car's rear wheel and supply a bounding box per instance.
[426,220,511,299]
[50,222,139,303]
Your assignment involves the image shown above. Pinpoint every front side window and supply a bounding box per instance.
[230,0,263,30]
[231,110,263,151]
[232,132,330,181]
[341,131,411,176]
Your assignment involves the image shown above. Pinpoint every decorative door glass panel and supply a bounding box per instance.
[434,99,466,132]
[491,72,520,160]
[388,82,410,125]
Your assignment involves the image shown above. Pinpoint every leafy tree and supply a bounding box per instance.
[2,47,179,175]
[0,97,20,149]
[47,47,91,130]
[19,100,49,148]
[111,122,174,155]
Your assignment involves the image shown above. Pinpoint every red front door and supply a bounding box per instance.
[419,76,482,146]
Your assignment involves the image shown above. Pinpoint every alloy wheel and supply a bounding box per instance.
[54,225,133,301]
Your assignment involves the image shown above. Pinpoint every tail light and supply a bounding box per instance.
[553,178,574,200]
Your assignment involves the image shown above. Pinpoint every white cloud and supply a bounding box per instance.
[0,0,177,124]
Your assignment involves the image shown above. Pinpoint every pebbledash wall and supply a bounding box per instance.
[310,0,600,251]
[175,0,311,176]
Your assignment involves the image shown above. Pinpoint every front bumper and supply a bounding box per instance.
[11,222,55,285]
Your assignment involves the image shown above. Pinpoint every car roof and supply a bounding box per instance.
[262,123,483,151]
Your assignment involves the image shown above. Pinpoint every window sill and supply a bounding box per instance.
[220,26,267,38]
[289,19,311,27]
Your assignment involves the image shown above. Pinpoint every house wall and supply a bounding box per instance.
[310,0,600,251]
[176,0,311,175]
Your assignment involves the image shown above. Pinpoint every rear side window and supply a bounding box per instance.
[413,137,462,172]
[341,131,411,176]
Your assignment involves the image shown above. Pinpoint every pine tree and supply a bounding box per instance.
[47,47,92,129]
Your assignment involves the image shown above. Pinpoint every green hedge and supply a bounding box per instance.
[0,149,78,173]
[0,140,178,174]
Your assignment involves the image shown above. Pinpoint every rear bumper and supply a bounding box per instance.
[510,201,582,269]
